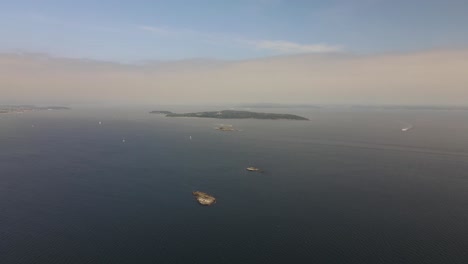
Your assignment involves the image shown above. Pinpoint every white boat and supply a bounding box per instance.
[401,125,413,132]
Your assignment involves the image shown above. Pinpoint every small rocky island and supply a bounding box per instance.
[193,191,216,206]
[215,125,238,131]
[150,110,309,120]
[246,167,261,172]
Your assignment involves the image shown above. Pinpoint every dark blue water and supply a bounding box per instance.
[1,108,468,263]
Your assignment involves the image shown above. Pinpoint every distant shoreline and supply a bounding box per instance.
[0,105,70,114]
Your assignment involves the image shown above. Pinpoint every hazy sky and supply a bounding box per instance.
[0,1,467,105]
[2,50,468,105]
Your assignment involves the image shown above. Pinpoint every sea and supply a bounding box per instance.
[1,106,468,263]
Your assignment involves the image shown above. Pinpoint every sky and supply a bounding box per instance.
[1,0,468,61]
[1,1,468,105]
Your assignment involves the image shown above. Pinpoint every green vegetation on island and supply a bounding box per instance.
[150,110,309,120]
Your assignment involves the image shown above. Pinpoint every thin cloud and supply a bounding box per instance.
[140,25,342,54]
[139,25,201,37]
[246,40,343,53]
[139,25,173,35]
[3,12,61,25]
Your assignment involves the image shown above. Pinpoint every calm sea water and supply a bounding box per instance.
[1,107,468,263]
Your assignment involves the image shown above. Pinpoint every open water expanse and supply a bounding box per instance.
[1,107,468,263]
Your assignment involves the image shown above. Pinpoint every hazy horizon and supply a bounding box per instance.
[2,48,468,106]
[2,1,468,106]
